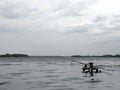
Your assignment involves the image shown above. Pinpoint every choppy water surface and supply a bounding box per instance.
[0,57,120,90]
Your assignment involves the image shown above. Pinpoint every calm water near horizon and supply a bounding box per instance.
[0,56,120,90]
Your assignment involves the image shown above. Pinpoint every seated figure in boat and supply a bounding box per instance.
[82,62,101,73]
[82,64,89,73]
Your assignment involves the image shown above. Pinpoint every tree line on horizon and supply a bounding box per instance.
[71,54,120,57]
[1,53,120,58]
[0,53,29,57]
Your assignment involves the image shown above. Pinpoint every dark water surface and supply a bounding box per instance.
[0,57,120,90]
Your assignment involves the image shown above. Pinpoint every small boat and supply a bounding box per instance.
[82,62,101,76]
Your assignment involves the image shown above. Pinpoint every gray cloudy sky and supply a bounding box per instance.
[0,0,120,56]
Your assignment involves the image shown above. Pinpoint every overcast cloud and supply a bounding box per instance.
[0,0,120,55]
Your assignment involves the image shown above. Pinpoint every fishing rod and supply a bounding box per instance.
[100,70,112,75]
[71,60,88,65]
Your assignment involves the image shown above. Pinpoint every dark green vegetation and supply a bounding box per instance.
[0,53,29,57]
[71,54,120,58]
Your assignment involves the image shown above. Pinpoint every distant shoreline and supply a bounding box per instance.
[0,53,29,57]
[71,54,120,58]
[1,53,120,58]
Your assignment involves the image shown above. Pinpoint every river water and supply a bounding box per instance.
[0,57,120,90]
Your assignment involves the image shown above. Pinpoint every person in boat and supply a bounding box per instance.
[82,64,89,73]
[82,62,101,73]
[89,62,101,73]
